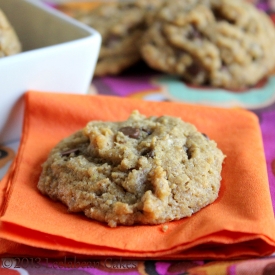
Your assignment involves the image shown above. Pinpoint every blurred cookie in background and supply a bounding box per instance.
[61,0,165,76]
[56,0,275,90]
[73,1,146,76]
[140,0,275,89]
[0,9,21,57]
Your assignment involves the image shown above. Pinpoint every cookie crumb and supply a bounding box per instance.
[161,225,169,232]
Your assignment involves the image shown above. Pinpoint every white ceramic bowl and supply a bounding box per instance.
[0,0,101,144]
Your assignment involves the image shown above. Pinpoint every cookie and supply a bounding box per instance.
[140,0,275,89]
[38,111,225,227]
[73,2,146,76]
[0,9,21,57]
[119,0,167,26]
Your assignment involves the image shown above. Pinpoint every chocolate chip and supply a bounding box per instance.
[213,9,224,22]
[119,127,140,139]
[142,128,152,135]
[213,9,235,24]
[186,62,202,77]
[187,26,202,40]
[184,146,192,159]
[61,148,80,157]
[141,148,154,158]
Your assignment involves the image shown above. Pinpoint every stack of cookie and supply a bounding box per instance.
[74,0,165,76]
[74,0,275,89]
[0,9,21,57]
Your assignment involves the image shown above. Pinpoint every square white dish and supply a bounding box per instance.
[0,0,101,144]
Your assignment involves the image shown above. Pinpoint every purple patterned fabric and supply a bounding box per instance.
[101,76,159,97]
[261,110,275,213]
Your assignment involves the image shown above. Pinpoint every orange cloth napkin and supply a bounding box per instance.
[0,91,275,260]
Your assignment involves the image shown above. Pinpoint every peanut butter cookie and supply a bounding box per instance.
[0,9,21,57]
[141,0,275,89]
[73,2,145,76]
[38,111,225,227]
[73,0,166,76]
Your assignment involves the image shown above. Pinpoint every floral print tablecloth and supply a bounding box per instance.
[1,1,275,274]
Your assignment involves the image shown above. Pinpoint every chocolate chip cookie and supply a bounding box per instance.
[140,0,275,89]
[73,2,144,76]
[38,111,225,227]
[72,0,166,76]
[0,9,21,57]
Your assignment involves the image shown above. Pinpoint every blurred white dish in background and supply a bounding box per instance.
[0,0,101,144]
